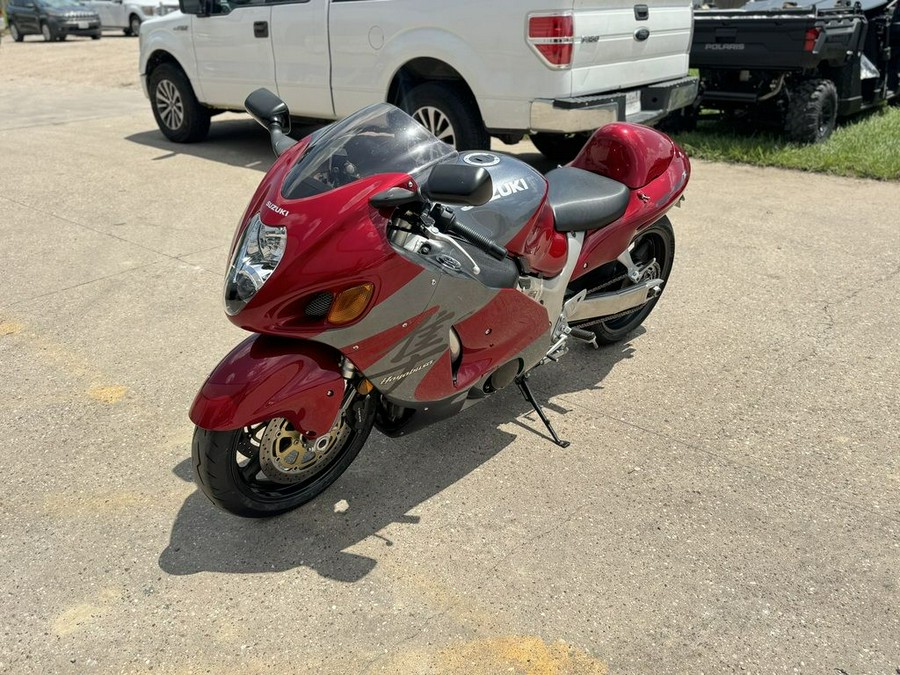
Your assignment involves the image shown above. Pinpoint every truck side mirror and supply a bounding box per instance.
[178,0,203,15]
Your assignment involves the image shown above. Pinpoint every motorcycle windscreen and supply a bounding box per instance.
[280,103,458,200]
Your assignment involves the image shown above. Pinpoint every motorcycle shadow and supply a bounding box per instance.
[159,332,642,581]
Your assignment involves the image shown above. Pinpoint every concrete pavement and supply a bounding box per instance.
[1,38,899,674]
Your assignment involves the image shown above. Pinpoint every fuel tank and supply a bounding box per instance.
[451,151,568,278]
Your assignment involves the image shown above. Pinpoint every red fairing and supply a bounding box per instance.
[414,289,549,400]
[189,336,343,437]
[570,128,690,281]
[505,200,568,277]
[570,123,676,189]
[232,173,424,336]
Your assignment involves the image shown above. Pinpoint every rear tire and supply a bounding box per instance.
[149,62,211,143]
[399,81,489,151]
[192,395,376,518]
[10,22,24,42]
[129,14,141,36]
[571,218,675,345]
[785,79,838,144]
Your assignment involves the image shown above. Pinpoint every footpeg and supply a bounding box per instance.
[515,375,570,448]
[567,327,598,349]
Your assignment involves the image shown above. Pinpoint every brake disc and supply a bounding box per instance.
[258,416,350,484]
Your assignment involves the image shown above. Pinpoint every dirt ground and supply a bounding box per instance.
[0,30,142,89]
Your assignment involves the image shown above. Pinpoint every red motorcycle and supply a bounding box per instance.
[190,89,690,517]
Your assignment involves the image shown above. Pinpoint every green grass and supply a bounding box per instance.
[671,104,900,181]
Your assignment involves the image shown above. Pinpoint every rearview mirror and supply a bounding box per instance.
[178,0,203,14]
[244,88,291,134]
[423,164,493,207]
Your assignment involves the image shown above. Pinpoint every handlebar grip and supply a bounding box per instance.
[446,219,508,261]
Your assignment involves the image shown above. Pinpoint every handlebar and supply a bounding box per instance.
[431,206,508,261]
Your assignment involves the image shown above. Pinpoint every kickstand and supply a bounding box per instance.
[515,375,571,448]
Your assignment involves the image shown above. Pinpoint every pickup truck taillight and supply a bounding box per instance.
[528,13,574,69]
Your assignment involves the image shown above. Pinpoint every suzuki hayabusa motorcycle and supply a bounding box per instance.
[190,89,690,517]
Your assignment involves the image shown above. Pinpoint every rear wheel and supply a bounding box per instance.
[399,81,489,151]
[530,132,592,164]
[571,218,675,344]
[9,22,24,42]
[192,393,376,517]
[785,78,838,144]
[149,62,211,143]
[129,14,141,36]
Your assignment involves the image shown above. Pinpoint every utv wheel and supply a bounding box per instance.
[571,217,675,345]
[41,22,55,42]
[400,81,489,151]
[530,132,592,165]
[129,14,141,36]
[9,22,24,42]
[192,395,376,518]
[786,79,838,144]
[149,63,211,143]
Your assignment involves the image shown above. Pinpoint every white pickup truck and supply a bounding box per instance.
[84,0,178,35]
[138,0,697,161]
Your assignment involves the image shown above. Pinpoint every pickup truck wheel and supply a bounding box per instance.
[129,14,141,36]
[786,79,838,144]
[149,63,211,143]
[530,132,592,164]
[400,82,489,151]
[9,21,24,42]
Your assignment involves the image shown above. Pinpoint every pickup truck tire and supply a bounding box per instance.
[530,132,592,164]
[786,79,838,144]
[129,14,141,37]
[149,63,211,143]
[400,82,489,151]
[9,21,24,42]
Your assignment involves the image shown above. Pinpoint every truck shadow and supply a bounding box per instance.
[158,331,643,581]
[126,121,555,173]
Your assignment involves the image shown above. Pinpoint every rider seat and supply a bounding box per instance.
[545,167,630,233]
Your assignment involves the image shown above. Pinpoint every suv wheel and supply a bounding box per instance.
[9,22,24,42]
[149,63,211,143]
[41,22,56,42]
[129,14,141,36]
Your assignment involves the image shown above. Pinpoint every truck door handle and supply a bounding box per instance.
[253,21,268,38]
[634,4,649,20]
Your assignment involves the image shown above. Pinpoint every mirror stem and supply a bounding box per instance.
[269,123,297,157]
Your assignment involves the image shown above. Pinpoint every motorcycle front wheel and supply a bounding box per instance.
[192,394,376,518]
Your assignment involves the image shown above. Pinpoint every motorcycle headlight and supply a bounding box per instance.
[224,213,287,316]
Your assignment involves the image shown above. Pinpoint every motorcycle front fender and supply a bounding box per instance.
[189,335,344,438]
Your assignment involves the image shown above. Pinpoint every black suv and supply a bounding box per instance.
[7,0,102,41]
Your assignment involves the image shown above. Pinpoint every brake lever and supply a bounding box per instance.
[425,225,481,276]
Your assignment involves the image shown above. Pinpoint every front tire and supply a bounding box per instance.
[128,14,141,36]
[785,78,838,144]
[571,217,675,344]
[41,22,56,42]
[399,81,489,151]
[149,63,211,143]
[192,394,376,517]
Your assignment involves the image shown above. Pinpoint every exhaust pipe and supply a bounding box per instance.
[565,278,662,323]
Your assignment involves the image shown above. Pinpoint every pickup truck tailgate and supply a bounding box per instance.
[571,0,693,93]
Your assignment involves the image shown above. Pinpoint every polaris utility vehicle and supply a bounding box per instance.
[687,0,900,142]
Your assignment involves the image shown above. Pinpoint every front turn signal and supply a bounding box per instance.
[328,283,374,325]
